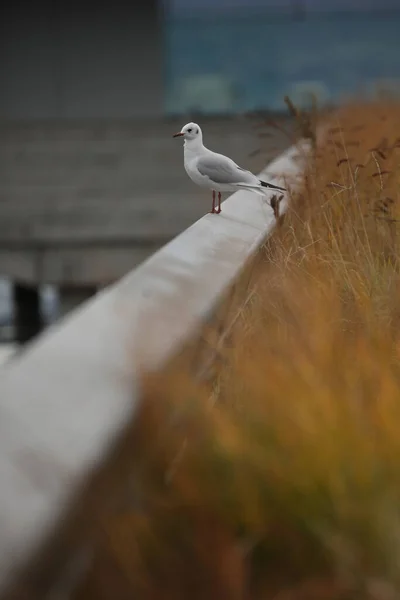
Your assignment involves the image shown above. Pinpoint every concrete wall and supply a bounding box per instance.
[0,142,309,597]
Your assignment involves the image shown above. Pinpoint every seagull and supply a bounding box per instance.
[173,122,286,214]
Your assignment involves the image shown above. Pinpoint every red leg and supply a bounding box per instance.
[209,190,216,213]
[216,192,222,214]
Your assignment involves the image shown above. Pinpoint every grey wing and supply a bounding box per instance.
[196,153,255,185]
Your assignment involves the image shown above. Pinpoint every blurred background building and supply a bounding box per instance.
[166,0,400,114]
[0,0,399,346]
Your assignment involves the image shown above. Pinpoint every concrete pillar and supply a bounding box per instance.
[58,285,97,318]
[13,283,43,344]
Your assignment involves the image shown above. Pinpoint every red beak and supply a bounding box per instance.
[173,132,184,137]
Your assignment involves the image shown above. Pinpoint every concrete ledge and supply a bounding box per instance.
[0,140,310,593]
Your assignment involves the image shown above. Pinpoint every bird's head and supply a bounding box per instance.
[173,122,202,144]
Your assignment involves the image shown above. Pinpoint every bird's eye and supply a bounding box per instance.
[187,128,192,133]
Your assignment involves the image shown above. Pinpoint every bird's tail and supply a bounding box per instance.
[235,184,267,196]
[259,179,286,192]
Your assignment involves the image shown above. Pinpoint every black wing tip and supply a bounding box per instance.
[260,179,286,192]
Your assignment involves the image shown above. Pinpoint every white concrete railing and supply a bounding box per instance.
[0,140,310,594]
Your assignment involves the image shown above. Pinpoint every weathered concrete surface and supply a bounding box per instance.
[0,116,294,285]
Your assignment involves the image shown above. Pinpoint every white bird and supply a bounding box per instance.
[173,122,286,214]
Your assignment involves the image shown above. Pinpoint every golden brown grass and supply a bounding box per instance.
[65,102,400,600]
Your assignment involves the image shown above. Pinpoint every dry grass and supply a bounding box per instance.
[68,102,400,600]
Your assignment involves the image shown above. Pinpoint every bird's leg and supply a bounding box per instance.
[209,190,216,213]
[216,192,222,214]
